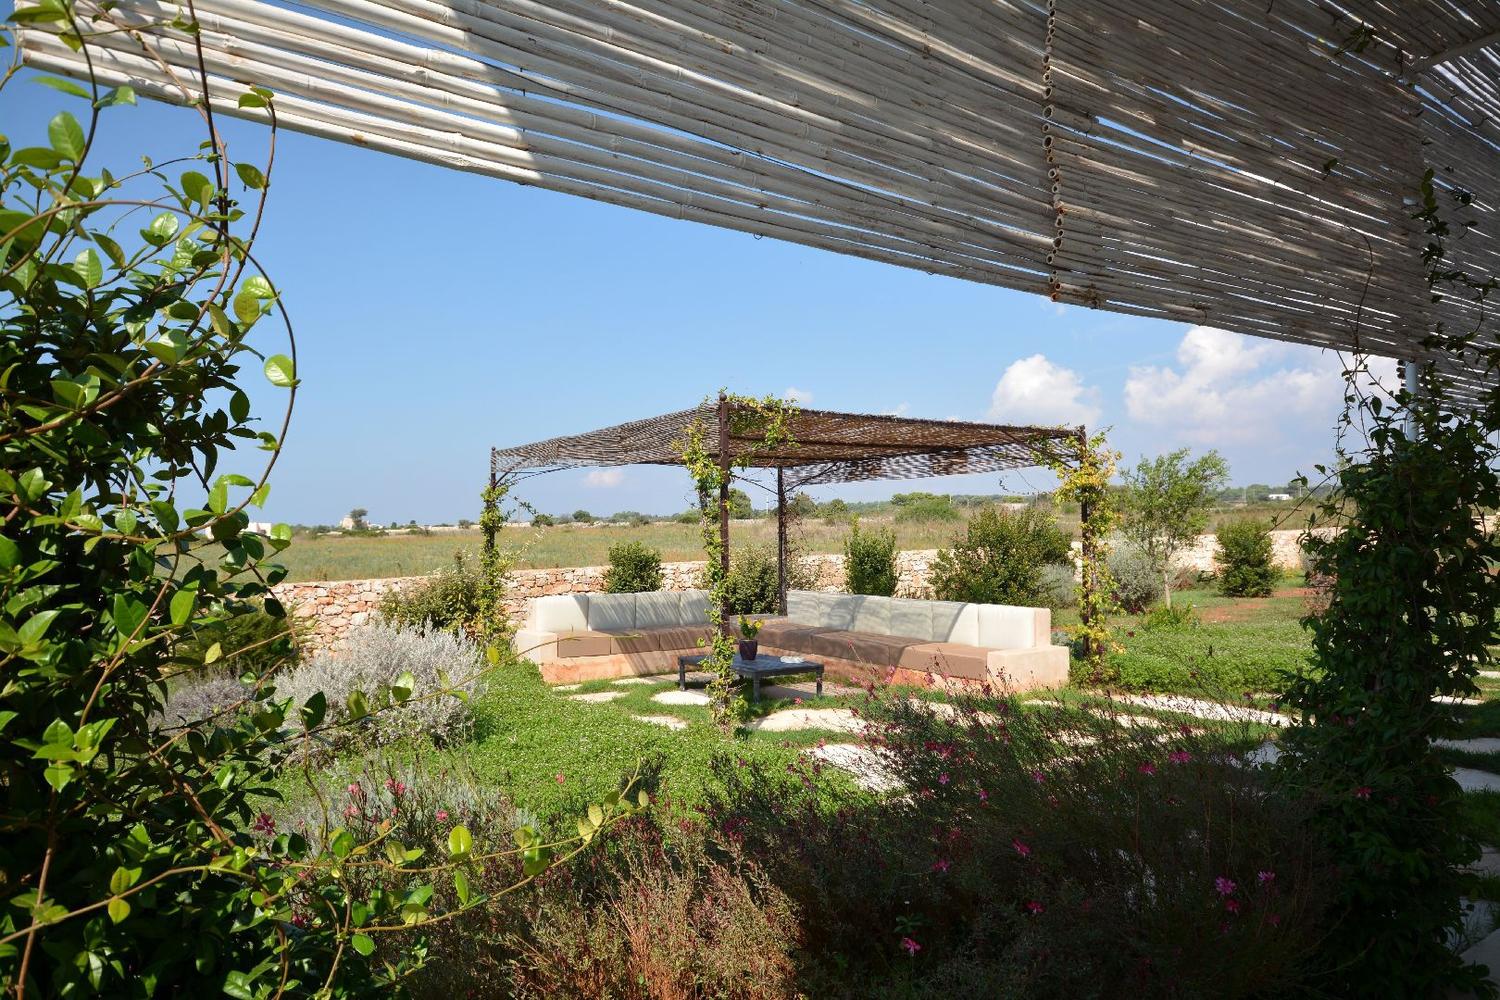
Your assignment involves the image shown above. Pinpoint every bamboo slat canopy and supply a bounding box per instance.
[490,403,1077,487]
[18,1,1500,396]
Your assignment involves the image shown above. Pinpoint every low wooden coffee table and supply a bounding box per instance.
[676,653,824,702]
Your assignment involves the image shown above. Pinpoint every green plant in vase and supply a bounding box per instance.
[738,615,764,661]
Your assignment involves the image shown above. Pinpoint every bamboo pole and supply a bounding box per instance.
[1074,425,1094,665]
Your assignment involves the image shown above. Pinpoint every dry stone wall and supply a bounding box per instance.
[275,530,1316,654]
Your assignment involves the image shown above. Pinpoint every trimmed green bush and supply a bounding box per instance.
[719,543,812,615]
[603,540,665,593]
[1106,617,1314,692]
[379,551,490,635]
[1217,519,1276,597]
[931,506,1071,606]
[843,518,898,596]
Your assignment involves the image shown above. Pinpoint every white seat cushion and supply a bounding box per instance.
[786,590,827,626]
[821,594,859,630]
[976,604,1039,650]
[679,589,710,626]
[635,591,683,628]
[531,594,588,633]
[587,593,637,630]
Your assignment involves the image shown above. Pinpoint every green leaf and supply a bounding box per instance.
[35,76,89,99]
[47,111,85,161]
[453,869,471,906]
[263,355,295,388]
[142,211,179,246]
[447,825,472,859]
[330,828,355,858]
[299,691,326,730]
[109,866,140,894]
[0,535,18,568]
[107,897,130,924]
[346,689,369,721]
[44,763,72,792]
[350,933,375,957]
[234,162,265,189]
[96,85,136,108]
[204,641,223,664]
[392,671,415,702]
[588,803,604,828]
[180,170,212,208]
[169,588,195,627]
[73,248,101,289]
[18,609,61,644]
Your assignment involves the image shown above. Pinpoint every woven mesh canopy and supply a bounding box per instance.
[18,1,1500,397]
[490,404,1078,486]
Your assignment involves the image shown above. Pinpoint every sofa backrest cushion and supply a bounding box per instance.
[977,603,1040,649]
[889,599,935,643]
[930,601,980,645]
[532,594,589,633]
[635,591,684,628]
[679,589,710,626]
[853,595,893,635]
[587,593,637,630]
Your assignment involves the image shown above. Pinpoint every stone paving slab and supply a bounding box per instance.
[1436,696,1486,707]
[747,708,865,733]
[757,680,860,700]
[1438,738,1500,755]
[611,677,662,686]
[807,743,900,793]
[554,683,581,691]
[652,690,711,706]
[1114,694,1292,727]
[634,714,688,730]
[569,691,625,703]
[1454,768,1500,793]
[1479,671,1500,679]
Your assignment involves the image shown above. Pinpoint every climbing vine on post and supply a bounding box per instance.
[1049,430,1120,683]
[477,472,513,653]
[680,393,797,732]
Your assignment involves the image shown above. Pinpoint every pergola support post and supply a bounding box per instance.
[1075,425,1094,663]
[716,391,732,640]
[776,466,788,616]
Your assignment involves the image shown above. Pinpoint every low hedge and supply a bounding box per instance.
[1091,617,1315,693]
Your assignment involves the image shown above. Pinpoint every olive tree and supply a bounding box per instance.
[1120,449,1229,607]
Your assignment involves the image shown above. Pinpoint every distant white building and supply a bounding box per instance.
[1267,493,1292,501]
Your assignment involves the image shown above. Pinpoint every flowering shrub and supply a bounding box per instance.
[274,624,485,752]
[702,690,1332,998]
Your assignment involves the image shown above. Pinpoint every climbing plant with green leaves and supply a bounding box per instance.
[1274,165,1500,998]
[0,12,636,997]
[679,394,796,731]
[1048,432,1120,682]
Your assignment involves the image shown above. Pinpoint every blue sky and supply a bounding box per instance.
[4,68,1376,524]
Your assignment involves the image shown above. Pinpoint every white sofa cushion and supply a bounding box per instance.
[587,593,637,630]
[786,590,827,626]
[821,594,860,630]
[679,589,710,626]
[931,601,979,645]
[531,594,588,633]
[888,599,934,642]
[977,604,1039,650]
[635,591,683,628]
[853,595,893,635]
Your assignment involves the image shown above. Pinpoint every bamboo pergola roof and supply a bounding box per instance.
[490,403,1077,487]
[19,2,1500,398]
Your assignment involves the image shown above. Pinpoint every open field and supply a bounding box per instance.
[271,500,1318,582]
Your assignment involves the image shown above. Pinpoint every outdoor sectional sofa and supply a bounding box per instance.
[513,589,1070,692]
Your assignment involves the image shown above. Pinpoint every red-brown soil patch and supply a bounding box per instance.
[1196,587,1310,623]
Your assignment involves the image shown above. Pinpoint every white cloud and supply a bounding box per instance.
[884,402,910,417]
[1122,325,1396,445]
[583,469,624,487]
[784,386,814,405]
[989,354,1101,426]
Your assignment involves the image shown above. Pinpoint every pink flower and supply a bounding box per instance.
[251,813,276,836]
[1215,877,1237,897]
[343,804,358,818]
[555,772,567,784]
[1030,770,1046,784]
[1012,838,1031,858]
[931,858,951,873]
[436,809,449,823]
[347,783,363,798]
[1224,898,1242,914]
[1168,751,1192,765]
[1257,870,1275,885]
[1354,785,1372,800]
[1138,762,1157,776]
[900,936,921,957]
[938,772,950,786]
[1025,899,1044,915]
[794,697,804,705]
[977,788,989,803]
